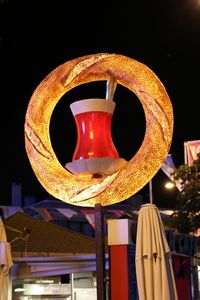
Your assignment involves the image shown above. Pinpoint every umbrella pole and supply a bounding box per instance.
[149,179,153,204]
[95,203,106,300]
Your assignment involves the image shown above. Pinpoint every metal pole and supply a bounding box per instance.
[184,141,188,164]
[71,273,74,300]
[95,203,106,300]
[149,179,153,204]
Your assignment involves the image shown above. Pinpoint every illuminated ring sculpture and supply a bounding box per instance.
[24,53,173,207]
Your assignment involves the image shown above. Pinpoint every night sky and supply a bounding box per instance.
[1,0,200,207]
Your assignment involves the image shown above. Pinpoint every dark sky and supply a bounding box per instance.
[1,0,200,207]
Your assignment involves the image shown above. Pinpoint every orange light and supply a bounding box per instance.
[165,181,175,189]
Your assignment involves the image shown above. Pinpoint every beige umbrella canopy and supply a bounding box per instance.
[0,217,13,300]
[135,204,178,300]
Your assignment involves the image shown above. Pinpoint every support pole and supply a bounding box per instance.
[71,273,74,300]
[95,203,106,300]
[184,141,188,164]
[149,179,153,204]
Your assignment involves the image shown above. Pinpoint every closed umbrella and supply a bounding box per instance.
[135,203,178,300]
[0,217,13,300]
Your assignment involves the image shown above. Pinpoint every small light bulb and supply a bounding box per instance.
[165,181,175,189]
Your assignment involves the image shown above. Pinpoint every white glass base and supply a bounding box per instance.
[65,157,127,176]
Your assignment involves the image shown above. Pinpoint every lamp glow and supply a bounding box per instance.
[165,181,175,189]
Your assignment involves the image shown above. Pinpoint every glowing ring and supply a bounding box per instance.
[24,53,173,207]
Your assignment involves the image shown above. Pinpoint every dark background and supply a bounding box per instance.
[1,0,199,208]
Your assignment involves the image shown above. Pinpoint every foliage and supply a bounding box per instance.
[165,153,200,234]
